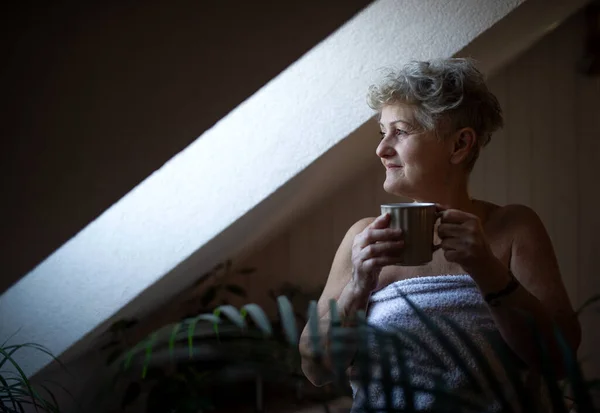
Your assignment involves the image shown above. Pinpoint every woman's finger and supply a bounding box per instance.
[437,223,465,238]
[439,208,475,224]
[360,241,404,260]
[435,203,450,212]
[439,237,465,251]
[362,256,403,272]
[358,228,403,247]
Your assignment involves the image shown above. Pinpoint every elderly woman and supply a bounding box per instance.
[299,58,581,411]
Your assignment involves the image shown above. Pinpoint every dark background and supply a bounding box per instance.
[0,0,373,293]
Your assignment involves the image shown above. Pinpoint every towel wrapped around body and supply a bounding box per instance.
[348,274,549,412]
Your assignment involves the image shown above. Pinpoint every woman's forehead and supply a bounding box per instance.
[379,103,416,126]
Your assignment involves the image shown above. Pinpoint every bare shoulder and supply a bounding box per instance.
[314,217,376,306]
[334,217,377,264]
[348,217,377,235]
[489,203,547,235]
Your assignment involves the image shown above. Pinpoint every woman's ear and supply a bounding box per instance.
[450,127,477,166]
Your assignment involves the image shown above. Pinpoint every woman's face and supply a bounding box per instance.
[376,103,454,200]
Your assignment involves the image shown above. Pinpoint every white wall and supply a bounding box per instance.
[239,10,600,378]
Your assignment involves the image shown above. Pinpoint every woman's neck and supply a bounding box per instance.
[413,180,477,215]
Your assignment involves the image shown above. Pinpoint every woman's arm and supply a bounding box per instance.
[299,214,404,386]
[299,218,371,387]
[471,205,581,377]
[437,204,581,378]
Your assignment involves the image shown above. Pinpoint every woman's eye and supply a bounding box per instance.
[378,131,385,140]
[395,129,408,136]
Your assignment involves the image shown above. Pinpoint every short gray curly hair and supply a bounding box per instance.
[367,58,503,170]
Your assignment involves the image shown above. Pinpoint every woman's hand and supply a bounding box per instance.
[350,213,404,293]
[436,204,497,274]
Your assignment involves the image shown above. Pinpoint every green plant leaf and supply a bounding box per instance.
[240,304,272,336]
[142,333,157,379]
[0,372,21,412]
[14,382,58,413]
[1,343,66,374]
[213,305,246,329]
[1,328,22,348]
[186,314,222,358]
[278,296,299,346]
[224,284,247,297]
[38,378,82,413]
[0,347,42,412]
[123,341,146,371]
[38,383,60,413]
[168,322,182,359]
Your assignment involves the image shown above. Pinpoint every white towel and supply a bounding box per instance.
[348,275,549,412]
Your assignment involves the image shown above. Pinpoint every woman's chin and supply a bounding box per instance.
[383,180,411,197]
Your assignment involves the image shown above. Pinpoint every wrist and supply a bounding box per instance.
[345,278,373,302]
[468,256,513,294]
[339,280,372,322]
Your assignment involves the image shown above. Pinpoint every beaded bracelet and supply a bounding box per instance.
[484,271,520,307]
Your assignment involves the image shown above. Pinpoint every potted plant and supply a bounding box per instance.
[108,291,600,413]
[1,340,66,412]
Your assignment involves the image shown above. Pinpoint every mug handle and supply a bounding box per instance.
[432,211,443,252]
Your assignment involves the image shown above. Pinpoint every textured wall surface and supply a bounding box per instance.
[240,10,600,378]
[0,0,527,377]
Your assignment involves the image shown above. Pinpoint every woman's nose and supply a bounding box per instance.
[376,135,395,158]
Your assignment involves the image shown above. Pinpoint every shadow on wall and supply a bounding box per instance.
[0,0,373,294]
